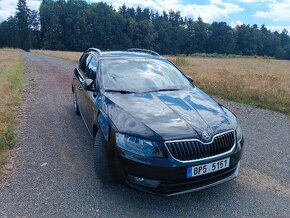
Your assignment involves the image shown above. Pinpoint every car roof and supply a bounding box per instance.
[100,51,164,59]
[85,48,165,60]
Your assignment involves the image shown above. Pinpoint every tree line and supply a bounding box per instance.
[1,0,290,60]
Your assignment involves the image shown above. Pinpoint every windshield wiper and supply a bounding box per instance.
[151,88,181,92]
[105,89,135,94]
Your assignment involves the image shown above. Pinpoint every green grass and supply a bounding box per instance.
[0,64,23,149]
[172,56,189,66]
[0,49,24,175]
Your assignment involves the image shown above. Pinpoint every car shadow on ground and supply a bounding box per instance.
[91,175,289,216]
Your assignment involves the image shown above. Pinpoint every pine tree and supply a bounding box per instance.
[16,0,31,51]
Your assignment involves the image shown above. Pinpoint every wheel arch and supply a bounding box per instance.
[97,112,109,141]
[94,113,117,160]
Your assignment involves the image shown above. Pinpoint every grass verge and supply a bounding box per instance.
[31,50,290,116]
[0,49,24,175]
[170,56,290,116]
[31,49,81,63]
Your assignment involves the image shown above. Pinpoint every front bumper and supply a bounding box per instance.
[130,162,240,196]
[115,141,243,196]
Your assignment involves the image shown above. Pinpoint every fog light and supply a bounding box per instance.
[128,175,161,188]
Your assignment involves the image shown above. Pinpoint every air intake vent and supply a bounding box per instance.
[165,131,235,161]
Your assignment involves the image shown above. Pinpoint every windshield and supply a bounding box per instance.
[101,58,192,92]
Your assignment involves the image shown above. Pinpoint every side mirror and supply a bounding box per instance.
[82,79,96,91]
[185,74,194,83]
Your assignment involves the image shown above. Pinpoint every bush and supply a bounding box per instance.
[173,56,189,66]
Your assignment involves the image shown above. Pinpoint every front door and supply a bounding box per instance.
[81,56,99,133]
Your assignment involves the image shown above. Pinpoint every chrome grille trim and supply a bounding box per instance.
[164,130,236,163]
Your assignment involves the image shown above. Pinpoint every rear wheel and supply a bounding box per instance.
[73,90,80,115]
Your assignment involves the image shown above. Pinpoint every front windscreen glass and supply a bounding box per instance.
[101,58,192,92]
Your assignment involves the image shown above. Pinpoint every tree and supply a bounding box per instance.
[193,17,208,53]
[207,22,236,54]
[1,2,290,59]
[279,29,290,59]
[184,18,195,54]
[29,10,41,49]
[0,16,20,48]
[153,11,173,54]
[16,0,31,51]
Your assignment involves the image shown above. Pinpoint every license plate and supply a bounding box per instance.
[187,158,230,178]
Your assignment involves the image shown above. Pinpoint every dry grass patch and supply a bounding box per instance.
[0,150,11,175]
[32,50,290,115]
[0,49,24,175]
[169,56,290,115]
[32,49,81,62]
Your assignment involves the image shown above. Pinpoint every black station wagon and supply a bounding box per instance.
[72,48,244,196]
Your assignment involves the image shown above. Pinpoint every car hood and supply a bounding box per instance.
[103,87,237,141]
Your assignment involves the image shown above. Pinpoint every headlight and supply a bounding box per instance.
[116,133,163,158]
[236,125,243,142]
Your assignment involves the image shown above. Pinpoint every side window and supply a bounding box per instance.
[79,54,91,73]
[85,57,98,81]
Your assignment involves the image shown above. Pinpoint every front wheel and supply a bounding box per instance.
[93,130,111,182]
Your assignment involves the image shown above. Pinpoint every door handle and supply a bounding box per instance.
[78,86,83,90]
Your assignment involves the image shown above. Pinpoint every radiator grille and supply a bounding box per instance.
[165,131,235,161]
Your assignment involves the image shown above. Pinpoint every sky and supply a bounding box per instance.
[0,0,290,33]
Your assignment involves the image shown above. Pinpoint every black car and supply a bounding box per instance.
[72,48,244,196]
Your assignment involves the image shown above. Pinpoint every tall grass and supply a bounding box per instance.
[170,56,290,115]
[0,49,24,174]
[173,56,189,66]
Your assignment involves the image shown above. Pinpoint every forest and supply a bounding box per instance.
[1,0,290,60]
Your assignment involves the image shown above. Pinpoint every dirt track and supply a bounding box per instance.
[0,52,289,217]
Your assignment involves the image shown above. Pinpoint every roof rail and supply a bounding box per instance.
[87,48,102,56]
[128,48,160,56]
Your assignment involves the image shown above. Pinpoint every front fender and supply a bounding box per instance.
[98,113,109,141]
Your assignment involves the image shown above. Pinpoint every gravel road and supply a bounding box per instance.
[0,52,289,217]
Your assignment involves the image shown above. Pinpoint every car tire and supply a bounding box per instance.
[93,130,111,182]
[73,90,80,115]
